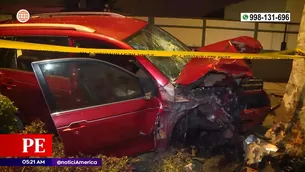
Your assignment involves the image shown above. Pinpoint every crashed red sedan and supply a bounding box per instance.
[0,12,270,156]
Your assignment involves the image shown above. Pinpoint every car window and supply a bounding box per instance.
[125,25,191,81]
[0,37,17,69]
[71,37,158,96]
[38,60,144,112]
[14,36,70,72]
[71,37,138,71]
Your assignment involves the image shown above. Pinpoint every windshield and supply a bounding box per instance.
[125,25,191,81]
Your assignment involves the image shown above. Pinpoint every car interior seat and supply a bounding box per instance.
[17,55,40,72]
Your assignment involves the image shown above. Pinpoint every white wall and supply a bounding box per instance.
[225,0,305,23]
[204,20,255,45]
[152,17,299,50]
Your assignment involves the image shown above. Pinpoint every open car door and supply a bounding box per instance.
[31,58,160,156]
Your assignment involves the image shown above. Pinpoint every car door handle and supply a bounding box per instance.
[3,82,16,90]
[63,120,88,131]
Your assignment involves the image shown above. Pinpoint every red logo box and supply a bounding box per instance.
[0,134,52,157]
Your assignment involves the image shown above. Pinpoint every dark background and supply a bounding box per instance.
[0,0,244,18]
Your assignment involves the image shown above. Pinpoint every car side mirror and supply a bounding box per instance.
[144,92,152,100]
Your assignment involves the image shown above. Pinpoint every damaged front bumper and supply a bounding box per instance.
[155,74,271,150]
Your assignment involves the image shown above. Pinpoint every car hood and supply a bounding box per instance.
[175,36,262,85]
[175,58,253,85]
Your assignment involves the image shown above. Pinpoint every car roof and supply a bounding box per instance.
[4,15,148,40]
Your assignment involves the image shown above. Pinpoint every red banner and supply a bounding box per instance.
[0,134,52,157]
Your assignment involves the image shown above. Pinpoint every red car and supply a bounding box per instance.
[0,12,270,156]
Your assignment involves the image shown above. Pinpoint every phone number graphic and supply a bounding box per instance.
[241,13,290,22]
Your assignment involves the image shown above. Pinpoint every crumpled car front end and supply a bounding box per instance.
[124,25,270,150]
[155,69,271,151]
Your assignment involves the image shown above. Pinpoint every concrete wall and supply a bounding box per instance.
[137,17,299,50]
[223,0,305,82]
[225,0,305,23]
[143,16,298,82]
[134,17,300,50]
[225,0,286,21]
[285,0,305,23]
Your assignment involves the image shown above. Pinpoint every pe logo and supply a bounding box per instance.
[16,9,30,23]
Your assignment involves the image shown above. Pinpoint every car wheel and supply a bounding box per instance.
[170,116,189,148]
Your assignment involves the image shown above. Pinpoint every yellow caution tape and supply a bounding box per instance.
[0,39,304,60]
[295,48,305,56]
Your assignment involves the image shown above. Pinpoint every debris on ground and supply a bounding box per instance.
[264,123,287,144]
[131,85,305,172]
[200,155,229,172]
[184,163,193,172]
[243,134,278,165]
[264,120,305,156]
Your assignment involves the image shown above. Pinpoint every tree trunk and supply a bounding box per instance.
[276,4,305,127]
[273,4,305,156]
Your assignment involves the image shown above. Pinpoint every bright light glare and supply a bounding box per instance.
[44,64,53,70]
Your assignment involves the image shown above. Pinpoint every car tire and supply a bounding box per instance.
[170,116,188,148]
